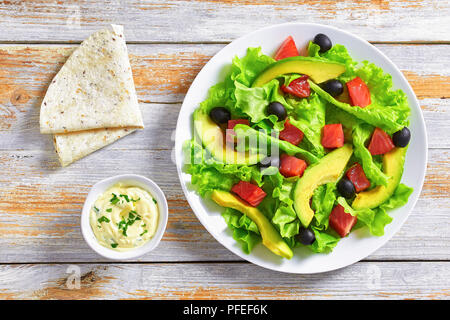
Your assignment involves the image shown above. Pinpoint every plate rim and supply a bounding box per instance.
[174,22,428,274]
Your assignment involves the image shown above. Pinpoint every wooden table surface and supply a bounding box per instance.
[0,0,449,300]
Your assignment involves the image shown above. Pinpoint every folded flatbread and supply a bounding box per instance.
[40,24,143,134]
[39,25,144,166]
[53,128,135,167]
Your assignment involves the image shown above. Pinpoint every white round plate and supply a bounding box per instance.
[175,23,427,273]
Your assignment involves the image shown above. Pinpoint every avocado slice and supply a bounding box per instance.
[293,144,353,227]
[352,147,407,210]
[193,109,260,165]
[252,56,346,87]
[211,190,293,259]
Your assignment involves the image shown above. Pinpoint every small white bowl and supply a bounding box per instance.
[81,174,168,260]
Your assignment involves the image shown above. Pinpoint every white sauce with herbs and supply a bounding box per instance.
[90,183,159,251]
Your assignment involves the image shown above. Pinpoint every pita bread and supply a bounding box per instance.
[40,24,143,134]
[53,128,135,167]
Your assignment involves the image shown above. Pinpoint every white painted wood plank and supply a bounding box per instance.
[0,99,448,152]
[1,43,448,104]
[0,0,446,298]
[0,197,447,263]
[0,0,448,43]
[0,43,220,105]
[0,262,448,299]
[0,148,447,263]
[0,44,448,147]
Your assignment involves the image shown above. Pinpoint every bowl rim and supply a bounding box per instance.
[174,22,428,273]
[80,173,169,260]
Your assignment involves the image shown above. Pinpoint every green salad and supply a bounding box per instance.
[183,33,413,259]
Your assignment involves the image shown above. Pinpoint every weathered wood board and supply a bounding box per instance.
[0,44,448,147]
[0,0,449,43]
[0,262,448,300]
[0,42,448,263]
[0,0,449,300]
[0,146,448,263]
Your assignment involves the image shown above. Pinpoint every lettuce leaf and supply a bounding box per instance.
[325,103,389,187]
[231,47,275,87]
[310,81,405,134]
[308,183,340,253]
[310,227,340,253]
[370,183,413,236]
[198,47,292,126]
[230,47,290,124]
[308,42,358,79]
[379,183,413,211]
[308,42,410,134]
[198,47,276,119]
[198,82,237,116]
[286,92,327,157]
[234,80,286,124]
[337,183,413,236]
[234,124,320,164]
[352,122,390,186]
[257,171,300,247]
[337,197,379,233]
[311,183,337,229]
[272,204,300,239]
[183,139,263,196]
[257,172,283,220]
[221,208,261,254]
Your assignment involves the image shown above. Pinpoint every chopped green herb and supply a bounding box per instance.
[152,198,157,204]
[110,193,120,205]
[111,243,118,248]
[140,230,148,237]
[117,212,141,237]
[118,219,127,229]
[131,197,140,202]
[106,208,112,212]
[93,206,100,213]
[98,216,110,223]
[119,194,130,202]
[129,210,141,221]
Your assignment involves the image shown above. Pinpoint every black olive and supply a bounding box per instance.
[209,107,231,124]
[313,33,332,53]
[267,102,287,120]
[392,127,411,148]
[297,227,316,245]
[258,156,280,168]
[320,79,344,97]
[337,178,356,199]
